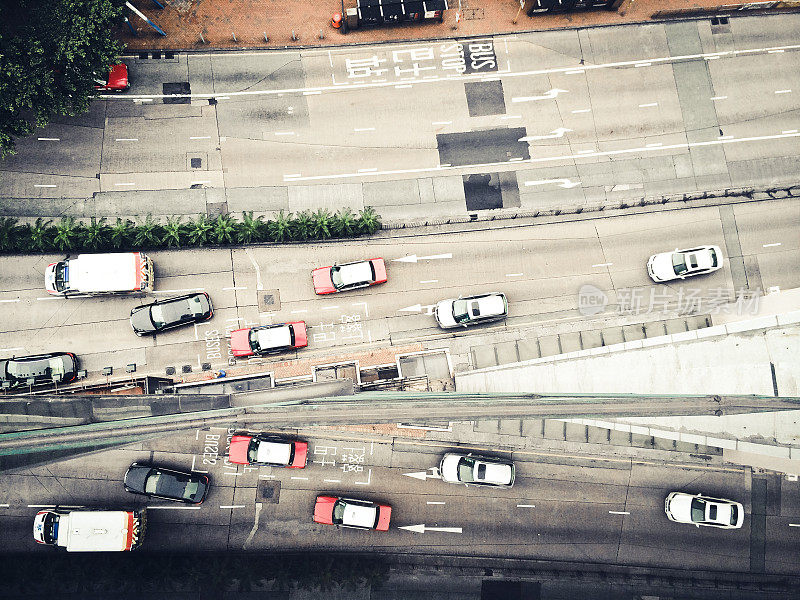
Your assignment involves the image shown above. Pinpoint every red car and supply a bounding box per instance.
[228,434,308,468]
[312,258,387,294]
[313,496,391,531]
[95,64,130,92]
[229,322,307,357]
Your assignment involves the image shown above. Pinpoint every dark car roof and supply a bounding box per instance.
[1,353,76,382]
[131,293,210,333]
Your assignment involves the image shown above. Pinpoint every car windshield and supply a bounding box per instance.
[452,300,470,323]
[54,262,68,292]
[672,254,688,275]
[248,438,260,463]
[249,329,261,352]
[457,457,476,482]
[330,266,345,289]
[709,248,718,267]
[332,499,347,525]
[729,505,738,525]
[42,512,58,545]
[690,498,706,522]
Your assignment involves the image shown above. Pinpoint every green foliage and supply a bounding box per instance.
[83,217,111,250]
[332,207,357,237]
[357,206,382,234]
[27,217,54,252]
[291,210,313,241]
[133,215,162,248]
[0,0,126,157]
[53,216,78,251]
[237,211,264,244]
[162,216,186,248]
[268,210,293,243]
[0,217,19,252]
[187,214,213,247]
[110,218,135,249]
[311,208,332,239]
[212,214,237,245]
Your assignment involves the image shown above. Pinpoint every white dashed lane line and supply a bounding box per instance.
[609,511,631,515]
[763,243,782,248]
[516,504,536,508]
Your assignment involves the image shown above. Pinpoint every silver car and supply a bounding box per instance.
[439,453,515,488]
[435,292,508,329]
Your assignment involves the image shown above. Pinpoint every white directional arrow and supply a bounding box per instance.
[511,88,568,103]
[398,304,423,313]
[519,127,572,142]
[393,254,452,263]
[524,178,581,189]
[403,469,442,481]
[399,524,463,534]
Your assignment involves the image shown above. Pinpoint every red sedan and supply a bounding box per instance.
[95,64,130,92]
[313,496,391,531]
[312,258,387,294]
[228,434,308,468]
[230,322,307,357]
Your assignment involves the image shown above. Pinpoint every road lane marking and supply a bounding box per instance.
[427,501,446,505]
[399,524,462,533]
[245,248,264,291]
[0,299,20,303]
[0,504,9,508]
[634,62,651,67]
[565,69,585,75]
[704,56,720,61]
[571,108,591,114]
[115,138,138,141]
[291,309,308,313]
[509,157,524,162]
[768,49,785,53]
[420,280,438,284]
[220,505,246,509]
[516,504,536,508]
[354,127,376,132]
[763,243,782,248]
[609,511,630,515]
[789,523,800,527]
[303,90,322,95]
[775,89,792,94]
[34,184,57,188]
[274,131,295,136]
[354,468,372,485]
[639,102,658,108]
[711,96,727,101]
[592,262,613,267]
[148,505,201,510]
[395,84,412,89]
[38,138,60,141]
[291,476,309,480]
[324,479,341,483]
[506,273,523,277]
[243,502,263,548]
[321,306,340,310]
[783,129,798,134]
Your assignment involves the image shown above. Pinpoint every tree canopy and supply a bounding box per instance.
[0,0,124,157]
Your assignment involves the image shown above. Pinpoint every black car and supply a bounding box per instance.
[0,352,78,388]
[124,463,210,504]
[129,292,213,336]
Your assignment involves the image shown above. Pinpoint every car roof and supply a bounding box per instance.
[469,293,506,317]
[336,261,373,286]
[254,440,292,464]
[341,501,378,528]
[255,325,292,349]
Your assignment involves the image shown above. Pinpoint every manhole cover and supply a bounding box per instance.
[257,289,281,312]
[258,480,281,504]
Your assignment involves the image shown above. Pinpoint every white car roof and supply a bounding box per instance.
[254,441,292,465]
[337,262,373,286]
[342,502,377,528]
[72,254,139,293]
[475,460,514,485]
[474,294,505,317]
[255,326,291,349]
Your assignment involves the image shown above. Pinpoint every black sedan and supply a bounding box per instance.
[0,352,78,388]
[124,463,210,504]
[129,292,213,336]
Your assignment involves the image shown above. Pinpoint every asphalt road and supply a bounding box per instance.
[1,428,798,575]
[0,199,796,380]
[0,15,799,222]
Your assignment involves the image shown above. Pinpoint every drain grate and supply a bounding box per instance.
[258,480,281,504]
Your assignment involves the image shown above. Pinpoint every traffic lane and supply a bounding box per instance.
[624,463,749,510]
[0,254,61,293]
[765,516,800,574]
[732,199,800,257]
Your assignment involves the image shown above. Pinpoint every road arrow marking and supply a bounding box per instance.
[418,253,452,260]
[398,304,423,313]
[524,178,581,189]
[403,469,442,481]
[399,524,463,534]
[393,254,452,263]
[519,127,572,142]
[393,255,420,263]
[511,88,568,103]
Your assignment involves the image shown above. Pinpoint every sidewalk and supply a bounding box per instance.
[121,0,757,52]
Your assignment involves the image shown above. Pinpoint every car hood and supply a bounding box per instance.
[290,441,308,468]
[289,322,307,347]
[230,329,252,356]
[130,306,156,333]
[124,464,151,492]
[666,493,693,520]
[312,267,335,294]
[228,435,251,464]
[376,505,392,531]
[439,454,462,482]
[649,252,676,280]
[435,300,457,327]
[314,496,336,524]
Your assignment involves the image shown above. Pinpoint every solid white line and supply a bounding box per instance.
[506,273,523,277]
[222,286,247,290]
[190,136,211,139]
[354,127,376,132]
[509,157,524,162]
[565,69,585,75]
[38,138,60,141]
[0,347,23,352]
[323,479,341,483]
[395,84,412,89]
[34,184,57,188]
[634,62,651,67]
[705,56,720,61]
[0,504,9,508]
[432,121,452,125]
[775,89,792,94]
[420,280,438,284]
[303,90,322,95]
[147,506,202,510]
[571,108,591,114]
[516,504,536,508]
[639,102,658,108]
[768,49,785,53]
[762,243,782,248]
[646,143,663,147]
[711,96,727,100]
[427,501,446,505]
[28,505,82,508]
[609,510,630,515]
[291,476,309,480]
[789,523,800,527]
[782,129,798,134]
[290,309,308,313]
[274,131,295,136]
[321,306,339,310]
[0,299,20,303]
[220,505,246,509]
[593,262,613,267]
[217,96,230,100]
[115,138,138,141]
[358,168,378,172]
[114,182,135,186]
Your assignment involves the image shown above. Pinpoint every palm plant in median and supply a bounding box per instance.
[187,214,214,246]
[133,215,163,248]
[162,216,186,248]
[332,207,357,237]
[0,217,18,252]
[110,218,135,250]
[237,211,264,244]
[212,214,237,245]
[310,208,332,240]
[357,206,381,234]
[27,217,53,252]
[53,216,79,252]
[291,209,313,241]
[268,210,293,242]
[83,217,111,251]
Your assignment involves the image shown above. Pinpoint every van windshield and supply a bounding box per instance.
[54,263,68,293]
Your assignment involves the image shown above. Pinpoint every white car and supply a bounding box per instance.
[439,453,515,488]
[664,492,744,529]
[435,292,508,329]
[647,245,723,282]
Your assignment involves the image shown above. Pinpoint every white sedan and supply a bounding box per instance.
[664,492,744,529]
[647,245,723,282]
[435,292,508,329]
[439,453,515,488]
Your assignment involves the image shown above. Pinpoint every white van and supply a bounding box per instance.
[45,252,154,296]
[33,508,146,551]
